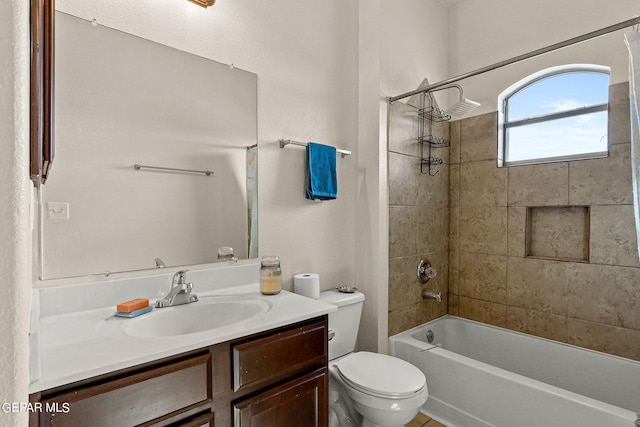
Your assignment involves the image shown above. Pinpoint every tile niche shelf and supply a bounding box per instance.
[525,206,590,262]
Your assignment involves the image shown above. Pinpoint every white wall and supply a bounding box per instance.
[449,0,639,116]
[381,0,452,101]
[0,1,31,425]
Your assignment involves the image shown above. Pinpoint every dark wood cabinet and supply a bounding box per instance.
[30,316,328,427]
[233,369,327,427]
[232,320,327,393]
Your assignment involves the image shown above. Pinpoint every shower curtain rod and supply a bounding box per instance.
[389,15,640,103]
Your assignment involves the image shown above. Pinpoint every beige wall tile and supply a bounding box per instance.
[459,160,507,207]
[418,207,448,254]
[459,207,507,254]
[449,250,460,295]
[417,163,449,207]
[567,263,640,330]
[460,112,498,162]
[459,252,507,303]
[449,293,459,316]
[449,206,459,252]
[567,319,640,361]
[450,119,461,164]
[389,206,418,258]
[388,255,422,312]
[506,257,567,314]
[387,106,451,337]
[388,300,442,336]
[527,206,589,262]
[388,101,420,157]
[450,163,460,208]
[506,306,567,342]
[608,82,631,145]
[507,162,569,206]
[590,204,640,267]
[388,304,420,337]
[507,207,527,257]
[458,296,507,328]
[569,143,632,206]
[389,152,419,206]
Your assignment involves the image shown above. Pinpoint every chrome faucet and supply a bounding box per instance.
[422,290,442,302]
[155,270,198,308]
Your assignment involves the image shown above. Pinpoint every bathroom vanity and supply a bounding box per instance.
[30,316,328,426]
[28,264,335,426]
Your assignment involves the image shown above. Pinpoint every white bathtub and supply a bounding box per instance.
[389,315,640,427]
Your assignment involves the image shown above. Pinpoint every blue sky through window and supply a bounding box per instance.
[508,72,609,121]
[504,70,609,164]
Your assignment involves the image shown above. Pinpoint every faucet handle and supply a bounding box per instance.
[172,270,189,285]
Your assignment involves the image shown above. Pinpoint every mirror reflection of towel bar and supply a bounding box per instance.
[133,164,214,176]
[278,139,351,158]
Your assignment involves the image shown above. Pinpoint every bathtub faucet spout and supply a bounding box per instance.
[422,290,442,302]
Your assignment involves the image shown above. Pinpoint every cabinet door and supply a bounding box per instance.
[233,369,327,427]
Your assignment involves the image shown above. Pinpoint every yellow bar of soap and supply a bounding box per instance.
[117,298,149,313]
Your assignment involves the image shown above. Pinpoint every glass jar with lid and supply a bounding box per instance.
[260,256,282,295]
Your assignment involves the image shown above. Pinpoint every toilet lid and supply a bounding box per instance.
[335,352,426,399]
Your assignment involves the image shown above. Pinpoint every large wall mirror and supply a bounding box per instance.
[39,11,258,279]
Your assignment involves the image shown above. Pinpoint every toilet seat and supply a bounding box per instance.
[335,351,426,399]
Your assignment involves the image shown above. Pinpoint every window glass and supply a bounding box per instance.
[499,66,610,166]
[506,110,608,163]
[508,73,609,121]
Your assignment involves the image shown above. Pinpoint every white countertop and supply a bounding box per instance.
[30,265,336,393]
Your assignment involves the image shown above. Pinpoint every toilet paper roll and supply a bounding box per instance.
[294,273,320,299]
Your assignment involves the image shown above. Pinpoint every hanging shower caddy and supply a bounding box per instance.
[417,92,451,176]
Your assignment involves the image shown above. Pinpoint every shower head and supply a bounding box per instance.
[428,84,481,119]
[444,98,481,119]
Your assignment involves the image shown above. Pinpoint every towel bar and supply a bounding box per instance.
[278,139,351,158]
[133,164,214,176]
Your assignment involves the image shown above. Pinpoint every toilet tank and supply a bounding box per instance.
[318,290,365,360]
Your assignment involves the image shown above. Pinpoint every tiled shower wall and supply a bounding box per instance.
[388,101,449,336]
[449,82,640,361]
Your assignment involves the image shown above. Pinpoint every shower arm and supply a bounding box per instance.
[424,84,464,104]
[389,15,640,103]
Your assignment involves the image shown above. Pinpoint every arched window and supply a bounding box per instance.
[498,65,610,167]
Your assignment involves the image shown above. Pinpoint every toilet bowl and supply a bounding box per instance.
[319,290,429,427]
[331,351,428,427]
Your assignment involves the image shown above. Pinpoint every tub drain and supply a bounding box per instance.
[426,330,434,343]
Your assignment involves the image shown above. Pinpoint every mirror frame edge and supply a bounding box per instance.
[30,0,55,187]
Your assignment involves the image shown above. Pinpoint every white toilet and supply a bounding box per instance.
[319,290,428,427]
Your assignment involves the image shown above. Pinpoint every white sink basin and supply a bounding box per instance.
[98,296,272,338]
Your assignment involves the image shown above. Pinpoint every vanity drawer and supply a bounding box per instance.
[39,353,211,427]
[232,318,327,393]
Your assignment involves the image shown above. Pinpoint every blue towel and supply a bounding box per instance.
[305,142,337,201]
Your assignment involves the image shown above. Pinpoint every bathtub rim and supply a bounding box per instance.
[390,314,640,368]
